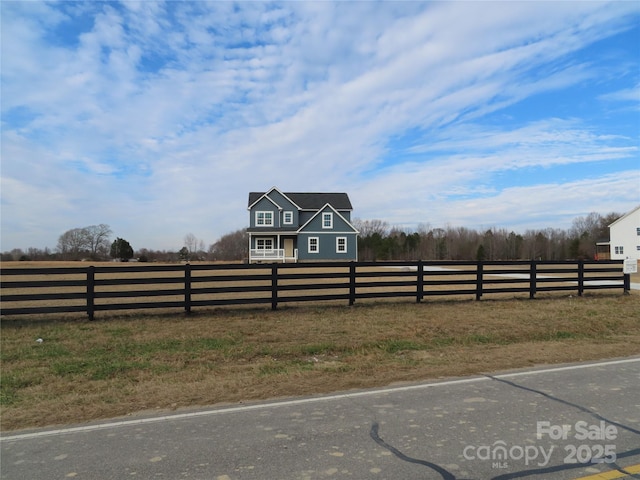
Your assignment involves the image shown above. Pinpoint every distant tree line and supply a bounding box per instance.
[353,212,619,261]
[1,227,221,263]
[1,212,620,263]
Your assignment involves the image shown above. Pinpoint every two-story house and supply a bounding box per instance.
[595,205,640,261]
[608,205,640,261]
[247,187,359,263]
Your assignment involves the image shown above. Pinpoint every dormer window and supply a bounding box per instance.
[283,211,293,225]
[322,212,333,229]
[256,211,273,226]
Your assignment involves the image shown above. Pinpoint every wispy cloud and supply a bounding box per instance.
[1,1,638,251]
[599,83,640,105]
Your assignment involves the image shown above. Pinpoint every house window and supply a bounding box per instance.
[308,237,319,253]
[283,211,293,225]
[256,211,273,226]
[336,237,347,253]
[322,212,333,229]
[614,246,624,255]
[256,238,273,250]
[637,227,640,236]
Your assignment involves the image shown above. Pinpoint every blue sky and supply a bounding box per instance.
[1,1,639,252]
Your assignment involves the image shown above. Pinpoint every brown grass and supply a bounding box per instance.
[1,287,639,431]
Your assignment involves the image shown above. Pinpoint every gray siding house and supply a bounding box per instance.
[247,187,359,263]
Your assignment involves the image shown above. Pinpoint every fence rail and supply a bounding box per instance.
[0,260,630,320]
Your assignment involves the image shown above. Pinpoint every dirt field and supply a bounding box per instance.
[1,278,639,431]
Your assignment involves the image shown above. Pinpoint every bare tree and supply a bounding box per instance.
[352,218,389,237]
[184,233,197,253]
[57,227,90,260]
[568,212,615,259]
[431,228,447,260]
[598,212,622,240]
[85,224,112,259]
[183,233,207,260]
[569,212,602,239]
[56,225,112,260]
[209,229,248,261]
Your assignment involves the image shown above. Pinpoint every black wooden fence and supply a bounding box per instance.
[0,260,630,320]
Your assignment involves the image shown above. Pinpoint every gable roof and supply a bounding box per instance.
[297,203,359,233]
[608,205,640,228]
[248,191,353,210]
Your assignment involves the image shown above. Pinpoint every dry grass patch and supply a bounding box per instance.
[1,291,639,431]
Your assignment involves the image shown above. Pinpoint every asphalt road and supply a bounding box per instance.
[2,357,639,480]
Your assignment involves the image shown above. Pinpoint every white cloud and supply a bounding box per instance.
[599,83,640,104]
[353,171,640,234]
[1,1,639,251]
[443,172,640,230]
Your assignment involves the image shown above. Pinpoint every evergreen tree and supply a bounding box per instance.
[110,238,134,262]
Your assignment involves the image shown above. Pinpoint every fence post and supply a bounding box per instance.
[349,262,356,306]
[476,261,483,301]
[577,260,584,297]
[87,266,95,321]
[529,260,537,299]
[184,263,192,314]
[624,273,630,295]
[271,264,278,310]
[416,260,424,303]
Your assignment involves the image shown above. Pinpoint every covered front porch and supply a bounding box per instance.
[248,234,298,263]
[595,241,611,260]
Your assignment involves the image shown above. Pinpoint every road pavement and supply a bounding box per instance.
[2,357,639,480]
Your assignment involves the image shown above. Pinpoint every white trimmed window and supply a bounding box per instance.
[637,227,640,236]
[308,237,319,253]
[614,246,624,255]
[256,211,273,226]
[336,237,347,253]
[283,211,293,225]
[322,212,333,229]
[256,238,274,250]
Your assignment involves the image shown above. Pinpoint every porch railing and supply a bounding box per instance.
[249,249,298,263]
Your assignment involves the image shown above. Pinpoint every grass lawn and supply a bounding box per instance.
[1,290,639,431]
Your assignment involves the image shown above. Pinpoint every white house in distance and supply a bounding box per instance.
[608,205,640,261]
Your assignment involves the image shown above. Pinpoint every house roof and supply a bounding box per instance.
[608,205,640,228]
[297,203,359,233]
[248,191,353,210]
